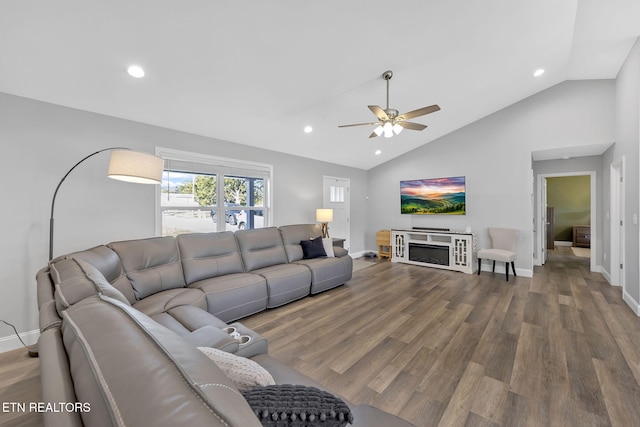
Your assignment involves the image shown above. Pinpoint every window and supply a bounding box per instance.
[156,148,272,236]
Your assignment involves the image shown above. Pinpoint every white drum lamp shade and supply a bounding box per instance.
[107,150,164,184]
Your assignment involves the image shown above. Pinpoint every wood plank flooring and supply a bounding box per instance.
[2,247,640,426]
[243,248,640,426]
[0,347,42,426]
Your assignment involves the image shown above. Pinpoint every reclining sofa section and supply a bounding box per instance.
[36,224,416,427]
[70,224,352,323]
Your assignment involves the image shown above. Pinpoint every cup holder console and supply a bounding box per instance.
[238,335,252,346]
[222,326,252,346]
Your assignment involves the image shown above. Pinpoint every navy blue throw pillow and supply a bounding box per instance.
[300,237,327,259]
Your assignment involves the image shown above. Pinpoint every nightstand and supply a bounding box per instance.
[573,225,591,248]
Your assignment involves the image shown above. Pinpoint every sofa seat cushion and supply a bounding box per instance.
[294,256,353,294]
[189,273,268,323]
[251,264,311,308]
[133,287,206,316]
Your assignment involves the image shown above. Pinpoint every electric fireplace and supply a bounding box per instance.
[408,243,450,266]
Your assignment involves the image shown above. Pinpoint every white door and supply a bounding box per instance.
[541,178,548,264]
[323,176,350,250]
[611,159,625,288]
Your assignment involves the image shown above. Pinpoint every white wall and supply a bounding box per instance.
[366,80,615,275]
[0,92,367,349]
[606,37,640,309]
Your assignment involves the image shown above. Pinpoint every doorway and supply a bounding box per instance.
[323,176,350,250]
[536,171,596,271]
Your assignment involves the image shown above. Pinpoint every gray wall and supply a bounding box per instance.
[366,80,615,275]
[0,92,367,342]
[605,37,640,306]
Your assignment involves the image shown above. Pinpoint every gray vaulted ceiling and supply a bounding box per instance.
[1,1,639,169]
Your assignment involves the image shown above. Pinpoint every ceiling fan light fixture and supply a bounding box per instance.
[383,122,394,138]
[338,70,440,138]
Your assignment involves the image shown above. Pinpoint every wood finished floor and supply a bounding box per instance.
[0,347,42,426]
[243,248,640,427]
[3,248,640,426]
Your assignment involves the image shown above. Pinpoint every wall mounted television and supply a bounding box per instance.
[400,176,466,215]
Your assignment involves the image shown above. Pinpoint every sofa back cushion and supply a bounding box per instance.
[235,227,288,271]
[108,236,186,300]
[69,245,136,304]
[279,224,323,262]
[61,295,261,427]
[177,232,244,285]
[50,258,130,315]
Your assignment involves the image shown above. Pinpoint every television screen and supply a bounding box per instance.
[400,176,466,215]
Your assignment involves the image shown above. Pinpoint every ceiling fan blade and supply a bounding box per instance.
[398,121,427,131]
[398,104,440,120]
[369,131,379,138]
[338,121,380,128]
[368,105,389,121]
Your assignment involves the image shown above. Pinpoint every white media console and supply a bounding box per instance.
[391,228,477,274]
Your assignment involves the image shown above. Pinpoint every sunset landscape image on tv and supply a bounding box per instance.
[400,176,466,215]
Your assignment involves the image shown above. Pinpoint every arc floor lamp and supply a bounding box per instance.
[49,147,164,261]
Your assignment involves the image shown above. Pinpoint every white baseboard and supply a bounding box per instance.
[350,249,375,259]
[554,241,573,247]
[0,330,39,354]
[479,264,533,278]
[623,290,640,316]
[598,266,614,285]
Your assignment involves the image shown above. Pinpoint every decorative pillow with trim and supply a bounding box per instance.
[242,384,354,427]
[197,346,275,391]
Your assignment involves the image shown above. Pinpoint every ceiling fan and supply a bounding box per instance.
[339,70,440,138]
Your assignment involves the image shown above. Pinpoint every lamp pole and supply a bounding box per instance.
[48,147,127,261]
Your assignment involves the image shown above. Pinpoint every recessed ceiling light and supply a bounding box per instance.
[533,68,545,77]
[127,65,145,78]
[304,126,313,133]
[375,150,382,155]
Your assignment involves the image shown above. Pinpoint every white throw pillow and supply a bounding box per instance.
[197,346,275,391]
[322,238,335,257]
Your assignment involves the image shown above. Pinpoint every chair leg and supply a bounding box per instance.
[492,261,496,272]
[478,259,482,275]
[505,262,509,281]
[511,262,517,277]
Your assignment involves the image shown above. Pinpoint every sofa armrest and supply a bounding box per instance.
[333,247,349,257]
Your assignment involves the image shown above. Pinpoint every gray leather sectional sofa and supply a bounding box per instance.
[36,224,415,427]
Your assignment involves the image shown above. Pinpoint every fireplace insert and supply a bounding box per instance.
[408,243,450,266]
